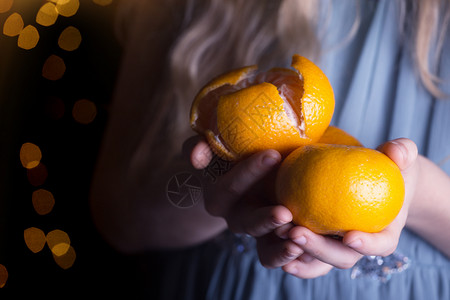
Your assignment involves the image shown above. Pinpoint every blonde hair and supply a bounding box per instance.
[114,0,449,173]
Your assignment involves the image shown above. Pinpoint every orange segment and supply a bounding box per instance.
[291,55,335,143]
[216,82,304,159]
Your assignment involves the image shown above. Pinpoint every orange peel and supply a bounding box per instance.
[190,54,335,161]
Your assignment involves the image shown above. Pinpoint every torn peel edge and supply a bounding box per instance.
[205,130,238,161]
[190,67,259,130]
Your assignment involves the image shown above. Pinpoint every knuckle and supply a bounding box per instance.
[246,161,262,179]
[280,246,300,262]
[226,183,242,200]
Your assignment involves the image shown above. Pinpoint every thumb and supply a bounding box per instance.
[377,138,418,171]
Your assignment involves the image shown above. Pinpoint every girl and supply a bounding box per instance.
[91,0,450,298]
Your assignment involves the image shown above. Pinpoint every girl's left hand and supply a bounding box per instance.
[279,138,419,279]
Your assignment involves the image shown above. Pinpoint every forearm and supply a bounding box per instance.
[405,155,450,258]
[90,155,226,253]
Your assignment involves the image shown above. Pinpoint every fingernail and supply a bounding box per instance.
[347,239,362,249]
[262,155,279,167]
[293,236,307,246]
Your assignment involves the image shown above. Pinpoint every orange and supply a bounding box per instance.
[276,144,405,236]
[318,126,362,146]
[190,54,335,161]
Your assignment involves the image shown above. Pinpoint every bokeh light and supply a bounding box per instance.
[27,163,48,186]
[20,142,42,169]
[42,54,66,80]
[32,189,55,215]
[0,264,7,288]
[52,246,76,269]
[58,26,81,51]
[93,0,113,6]
[46,229,70,256]
[36,2,58,27]
[0,0,13,13]
[72,99,97,124]
[55,0,79,17]
[17,25,39,50]
[3,12,23,37]
[24,227,46,253]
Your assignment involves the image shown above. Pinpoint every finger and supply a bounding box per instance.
[289,226,362,269]
[257,233,303,269]
[204,150,281,216]
[343,218,404,256]
[274,223,295,240]
[228,205,292,237]
[282,254,334,279]
[182,136,214,169]
[377,138,418,171]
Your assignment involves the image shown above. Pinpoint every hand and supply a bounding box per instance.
[186,136,306,269]
[281,138,420,279]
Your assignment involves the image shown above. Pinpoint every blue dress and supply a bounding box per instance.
[145,1,450,299]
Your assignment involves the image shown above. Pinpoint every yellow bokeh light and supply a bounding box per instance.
[24,227,46,253]
[46,229,70,256]
[3,12,23,37]
[55,0,79,17]
[42,54,66,80]
[17,25,39,50]
[53,246,76,269]
[93,0,113,6]
[58,26,81,51]
[20,142,42,169]
[49,0,71,4]
[0,0,13,13]
[32,189,55,215]
[0,264,7,288]
[36,2,58,27]
[27,162,48,186]
[72,99,97,124]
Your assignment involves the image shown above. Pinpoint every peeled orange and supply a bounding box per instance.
[276,144,405,236]
[190,55,335,161]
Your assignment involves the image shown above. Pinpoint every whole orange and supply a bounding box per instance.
[318,126,362,146]
[276,144,405,236]
[190,55,335,161]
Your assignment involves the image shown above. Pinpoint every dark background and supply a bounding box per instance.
[0,1,143,296]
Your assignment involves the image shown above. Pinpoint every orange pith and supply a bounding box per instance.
[190,55,335,161]
[276,144,405,236]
